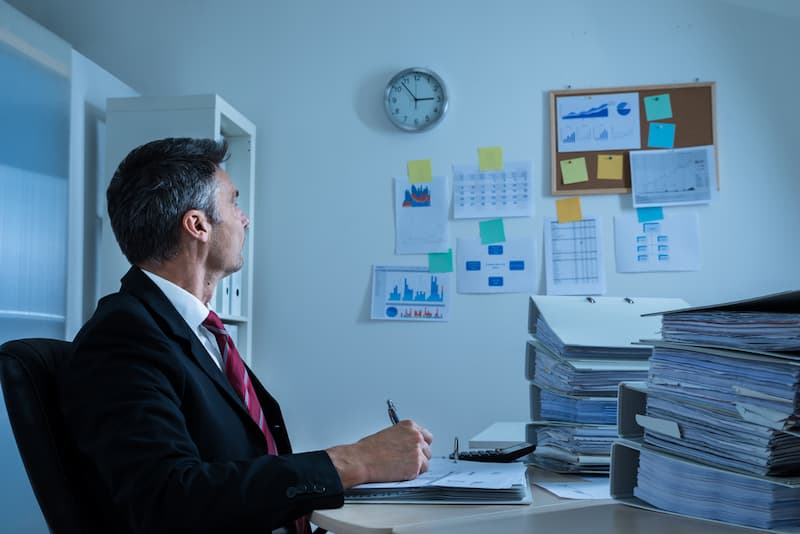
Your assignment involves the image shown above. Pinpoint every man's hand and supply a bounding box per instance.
[325,420,433,489]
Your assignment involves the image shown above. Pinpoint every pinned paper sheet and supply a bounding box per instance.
[648,123,676,149]
[644,93,673,121]
[596,154,623,180]
[560,157,589,184]
[556,197,582,223]
[479,218,506,244]
[407,159,433,183]
[428,249,453,273]
[478,146,503,171]
[637,206,664,222]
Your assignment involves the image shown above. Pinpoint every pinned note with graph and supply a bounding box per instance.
[371,265,450,322]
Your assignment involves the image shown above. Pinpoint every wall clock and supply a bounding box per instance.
[384,67,448,132]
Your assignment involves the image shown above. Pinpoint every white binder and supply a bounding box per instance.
[528,295,689,351]
[229,270,242,316]
[219,275,231,315]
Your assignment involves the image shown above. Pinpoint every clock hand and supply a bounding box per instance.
[417,97,434,101]
[401,82,418,101]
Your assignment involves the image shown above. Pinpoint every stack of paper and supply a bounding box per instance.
[631,290,800,528]
[657,290,800,353]
[526,295,687,473]
[345,457,530,504]
[526,340,649,395]
[634,446,800,530]
[645,343,800,475]
[527,422,617,474]
[533,387,618,424]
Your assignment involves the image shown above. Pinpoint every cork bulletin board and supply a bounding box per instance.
[549,82,717,195]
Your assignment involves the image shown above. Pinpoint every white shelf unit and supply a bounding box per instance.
[103,95,256,363]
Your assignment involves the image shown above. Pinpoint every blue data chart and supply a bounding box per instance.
[372,266,450,322]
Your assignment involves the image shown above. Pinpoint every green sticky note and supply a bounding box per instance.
[479,218,506,244]
[407,159,433,183]
[478,146,503,171]
[428,249,453,273]
[560,157,589,184]
[644,93,673,121]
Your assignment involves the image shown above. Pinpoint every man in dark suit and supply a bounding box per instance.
[59,138,433,533]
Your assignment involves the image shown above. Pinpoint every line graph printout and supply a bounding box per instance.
[452,161,532,219]
[630,145,714,207]
[544,217,606,296]
[371,265,450,322]
[556,92,641,153]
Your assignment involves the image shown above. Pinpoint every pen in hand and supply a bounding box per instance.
[387,399,399,425]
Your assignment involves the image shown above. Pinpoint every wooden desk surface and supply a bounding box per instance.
[310,468,610,534]
[311,467,764,534]
[393,500,766,534]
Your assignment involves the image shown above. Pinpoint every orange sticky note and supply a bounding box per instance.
[560,157,589,184]
[407,159,433,183]
[596,154,623,180]
[556,197,582,223]
[478,146,503,171]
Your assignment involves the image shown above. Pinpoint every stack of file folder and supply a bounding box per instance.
[345,457,531,504]
[628,290,800,530]
[525,295,687,473]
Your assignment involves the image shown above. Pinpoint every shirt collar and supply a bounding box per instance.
[141,269,210,330]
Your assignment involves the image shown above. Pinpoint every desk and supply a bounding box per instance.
[311,467,763,534]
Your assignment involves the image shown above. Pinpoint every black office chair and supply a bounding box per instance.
[1,338,329,534]
[0,338,101,533]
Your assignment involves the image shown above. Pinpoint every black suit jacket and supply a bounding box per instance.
[59,267,343,533]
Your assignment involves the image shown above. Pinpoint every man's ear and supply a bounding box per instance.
[182,209,211,243]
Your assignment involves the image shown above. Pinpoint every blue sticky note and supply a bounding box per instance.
[648,123,676,148]
[637,207,664,223]
[428,248,453,273]
[644,94,672,121]
[479,219,506,244]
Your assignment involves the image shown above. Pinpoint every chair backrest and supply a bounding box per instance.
[0,338,101,533]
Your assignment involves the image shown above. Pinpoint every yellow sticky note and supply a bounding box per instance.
[407,159,432,184]
[560,157,589,184]
[478,146,503,171]
[556,197,583,223]
[596,154,623,180]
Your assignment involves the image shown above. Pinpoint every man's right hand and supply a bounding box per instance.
[325,420,433,489]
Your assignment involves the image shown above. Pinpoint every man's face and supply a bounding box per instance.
[207,167,249,276]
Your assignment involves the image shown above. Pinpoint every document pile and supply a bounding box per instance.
[633,290,800,530]
[345,457,530,504]
[525,295,687,474]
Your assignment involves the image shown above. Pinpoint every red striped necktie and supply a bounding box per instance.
[203,311,277,454]
[202,311,308,533]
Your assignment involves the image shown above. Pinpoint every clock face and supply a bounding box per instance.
[384,68,448,132]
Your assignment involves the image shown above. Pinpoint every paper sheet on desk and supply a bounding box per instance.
[536,477,611,499]
[352,458,527,490]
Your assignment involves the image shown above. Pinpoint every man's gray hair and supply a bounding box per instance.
[106,137,229,264]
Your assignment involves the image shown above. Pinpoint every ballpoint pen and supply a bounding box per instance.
[387,399,399,425]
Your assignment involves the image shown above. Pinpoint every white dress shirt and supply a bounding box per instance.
[141,269,224,370]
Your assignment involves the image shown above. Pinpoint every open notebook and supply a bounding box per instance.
[345,458,531,505]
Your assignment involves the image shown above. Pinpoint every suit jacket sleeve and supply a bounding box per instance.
[59,293,344,533]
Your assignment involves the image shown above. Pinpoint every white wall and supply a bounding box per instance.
[10,0,800,456]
